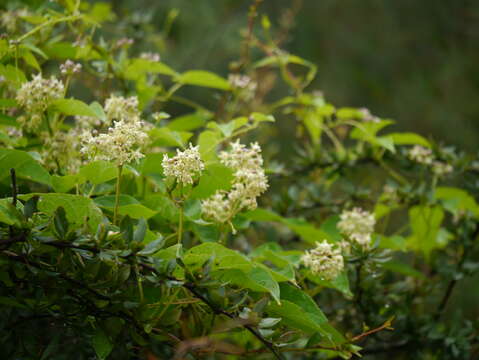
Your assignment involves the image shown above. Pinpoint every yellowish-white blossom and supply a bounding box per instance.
[162,144,204,185]
[301,240,344,280]
[16,74,64,130]
[81,118,148,166]
[337,207,375,249]
[140,52,161,62]
[408,145,433,165]
[104,95,140,122]
[60,60,82,75]
[202,141,268,224]
[432,161,453,177]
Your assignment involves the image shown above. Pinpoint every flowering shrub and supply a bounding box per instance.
[0,1,478,359]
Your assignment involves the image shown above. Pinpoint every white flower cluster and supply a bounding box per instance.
[228,74,257,102]
[42,129,84,173]
[162,144,204,185]
[81,118,148,166]
[432,161,453,176]
[202,141,268,224]
[60,60,82,75]
[337,207,376,249]
[301,240,344,281]
[104,95,140,122]
[16,74,64,130]
[408,145,433,165]
[140,52,161,62]
[407,145,453,177]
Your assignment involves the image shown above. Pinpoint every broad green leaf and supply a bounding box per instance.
[378,235,407,251]
[190,164,233,199]
[0,200,22,226]
[94,195,156,219]
[435,187,479,218]
[149,127,192,148]
[167,111,211,131]
[80,161,118,185]
[268,283,345,344]
[178,70,231,90]
[124,58,177,80]
[389,132,431,148]
[0,149,52,186]
[198,130,222,162]
[51,174,81,193]
[43,42,77,59]
[51,99,99,117]
[407,205,445,259]
[0,64,27,87]
[306,271,353,298]
[19,193,103,231]
[92,329,113,360]
[184,243,251,271]
[244,208,334,243]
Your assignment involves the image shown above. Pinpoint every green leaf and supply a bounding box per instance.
[407,205,445,259]
[51,99,100,117]
[94,195,156,219]
[0,200,22,226]
[20,193,103,231]
[248,265,280,303]
[0,149,52,186]
[198,130,222,162]
[267,283,345,344]
[244,208,334,243]
[389,132,431,148]
[124,58,177,80]
[306,271,353,298]
[167,111,212,131]
[190,164,233,199]
[80,161,118,185]
[435,187,479,218]
[51,174,81,193]
[133,218,147,242]
[149,127,192,148]
[92,329,113,360]
[53,206,69,239]
[178,70,231,90]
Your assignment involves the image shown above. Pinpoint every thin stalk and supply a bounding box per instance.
[177,206,183,244]
[135,263,144,303]
[113,165,123,225]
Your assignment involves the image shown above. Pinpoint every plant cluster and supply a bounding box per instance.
[0,1,478,359]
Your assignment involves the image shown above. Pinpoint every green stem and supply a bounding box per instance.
[177,206,183,244]
[113,165,123,225]
[16,15,82,42]
[135,262,144,303]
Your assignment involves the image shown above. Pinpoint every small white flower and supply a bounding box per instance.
[140,52,161,62]
[202,141,268,224]
[337,207,375,249]
[302,240,344,281]
[408,145,433,165]
[60,60,82,75]
[81,117,148,166]
[104,95,140,122]
[432,161,453,177]
[162,144,204,185]
[16,74,64,130]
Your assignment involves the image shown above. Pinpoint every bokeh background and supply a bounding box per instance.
[103,0,479,150]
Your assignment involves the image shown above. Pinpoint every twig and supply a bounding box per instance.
[351,317,394,342]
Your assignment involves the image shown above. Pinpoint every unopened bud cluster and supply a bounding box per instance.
[301,240,344,280]
[162,144,204,185]
[140,52,161,62]
[358,108,380,123]
[407,145,453,177]
[337,207,376,249]
[16,74,64,130]
[202,141,268,224]
[60,60,82,75]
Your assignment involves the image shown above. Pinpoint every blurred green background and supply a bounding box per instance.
[104,0,479,150]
